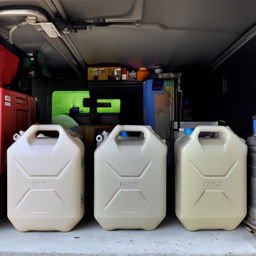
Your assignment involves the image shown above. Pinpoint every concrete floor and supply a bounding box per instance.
[0,217,255,256]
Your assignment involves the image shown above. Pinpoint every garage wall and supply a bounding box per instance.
[209,36,256,139]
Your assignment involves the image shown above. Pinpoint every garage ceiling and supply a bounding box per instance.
[0,0,256,71]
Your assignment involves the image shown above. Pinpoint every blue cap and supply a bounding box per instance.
[184,128,194,136]
[253,119,256,135]
[120,131,129,137]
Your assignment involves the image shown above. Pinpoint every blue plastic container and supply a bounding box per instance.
[143,79,174,140]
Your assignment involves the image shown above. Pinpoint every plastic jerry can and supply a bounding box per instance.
[245,134,256,229]
[7,125,85,232]
[175,126,247,231]
[94,125,167,230]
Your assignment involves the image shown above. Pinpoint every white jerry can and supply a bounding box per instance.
[175,126,247,231]
[94,125,167,230]
[7,125,85,232]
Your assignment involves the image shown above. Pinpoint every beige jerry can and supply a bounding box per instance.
[175,126,247,231]
[94,125,167,230]
[7,125,85,232]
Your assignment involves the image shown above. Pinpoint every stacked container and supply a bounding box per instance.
[94,125,167,230]
[7,125,85,232]
[245,118,256,230]
[175,126,247,231]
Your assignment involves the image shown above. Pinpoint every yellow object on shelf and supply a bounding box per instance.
[88,67,95,80]
[87,67,121,81]
[98,68,108,80]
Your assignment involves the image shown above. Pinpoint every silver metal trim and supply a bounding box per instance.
[0,9,48,22]
[209,25,256,73]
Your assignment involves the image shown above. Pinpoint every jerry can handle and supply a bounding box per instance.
[190,125,231,141]
[108,125,151,140]
[23,124,67,142]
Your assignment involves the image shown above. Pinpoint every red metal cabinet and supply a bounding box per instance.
[0,88,36,175]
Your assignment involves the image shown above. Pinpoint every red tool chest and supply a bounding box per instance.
[0,88,36,175]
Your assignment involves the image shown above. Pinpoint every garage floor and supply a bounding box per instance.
[0,217,255,256]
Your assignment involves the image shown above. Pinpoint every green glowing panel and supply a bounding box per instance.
[52,91,121,117]
[52,91,90,117]
[97,99,121,113]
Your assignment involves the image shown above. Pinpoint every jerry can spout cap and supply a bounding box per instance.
[184,128,193,136]
[120,131,129,137]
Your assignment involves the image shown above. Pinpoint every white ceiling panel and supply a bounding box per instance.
[69,25,237,67]
[60,0,256,68]
[1,0,256,70]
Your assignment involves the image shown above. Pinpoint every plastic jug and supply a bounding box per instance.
[175,126,247,231]
[94,125,167,230]
[7,125,85,232]
[246,135,256,229]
